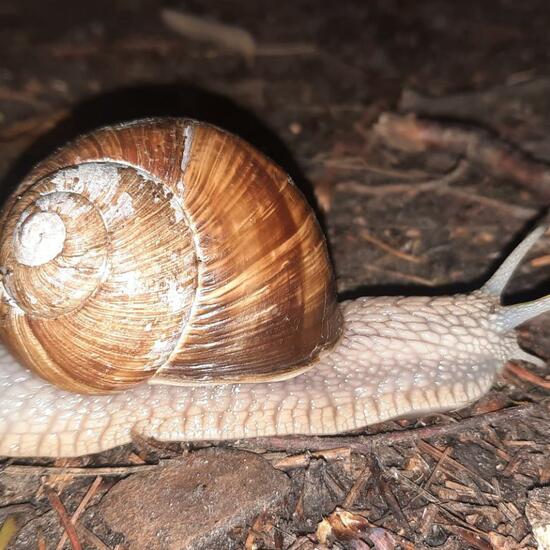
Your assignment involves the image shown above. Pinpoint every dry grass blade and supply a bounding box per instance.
[0,516,18,550]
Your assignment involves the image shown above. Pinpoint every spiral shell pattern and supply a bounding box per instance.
[0,161,197,393]
[0,119,341,393]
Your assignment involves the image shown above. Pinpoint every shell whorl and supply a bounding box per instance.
[0,162,198,393]
[0,119,341,394]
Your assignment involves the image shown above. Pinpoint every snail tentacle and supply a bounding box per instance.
[483,225,549,357]
[496,296,550,332]
[482,225,546,296]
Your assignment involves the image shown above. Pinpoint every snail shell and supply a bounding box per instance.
[0,119,341,394]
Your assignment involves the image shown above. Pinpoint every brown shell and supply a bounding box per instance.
[0,118,342,394]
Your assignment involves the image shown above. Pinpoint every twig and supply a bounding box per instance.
[338,158,469,195]
[55,476,103,550]
[255,42,318,57]
[0,503,35,519]
[229,403,537,455]
[161,8,256,59]
[531,254,550,267]
[363,263,440,287]
[398,80,550,121]
[417,441,496,493]
[373,113,550,199]
[337,160,537,220]
[506,362,550,389]
[3,462,164,477]
[359,229,424,264]
[342,465,371,509]
[305,154,434,178]
[272,447,350,471]
[0,87,46,107]
[0,110,68,142]
[372,458,410,535]
[388,467,490,536]
[423,446,452,492]
[405,446,452,511]
[442,185,536,219]
[376,447,451,526]
[46,488,82,550]
[443,525,492,550]
[76,524,112,550]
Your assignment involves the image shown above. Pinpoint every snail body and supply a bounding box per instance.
[0,119,548,457]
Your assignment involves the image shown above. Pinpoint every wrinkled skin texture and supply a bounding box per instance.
[0,226,548,457]
[0,292,535,457]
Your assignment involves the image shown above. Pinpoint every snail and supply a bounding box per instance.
[0,118,548,458]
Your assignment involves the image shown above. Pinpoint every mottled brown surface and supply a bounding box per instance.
[0,0,549,548]
[98,449,292,550]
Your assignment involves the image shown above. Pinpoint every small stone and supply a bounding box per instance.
[526,487,550,550]
[99,448,292,550]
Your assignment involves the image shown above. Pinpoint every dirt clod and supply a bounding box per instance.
[98,448,292,550]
